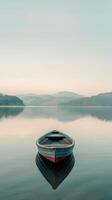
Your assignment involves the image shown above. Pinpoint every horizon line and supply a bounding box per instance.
[0,89,112,97]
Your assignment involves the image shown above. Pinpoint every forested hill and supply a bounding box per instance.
[61,92,112,106]
[0,94,24,106]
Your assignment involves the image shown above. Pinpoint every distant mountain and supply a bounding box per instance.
[53,91,81,98]
[61,92,112,106]
[19,91,83,106]
[0,94,24,106]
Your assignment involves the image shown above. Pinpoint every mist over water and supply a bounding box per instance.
[0,107,112,199]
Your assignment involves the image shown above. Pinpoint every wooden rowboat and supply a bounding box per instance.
[36,130,75,163]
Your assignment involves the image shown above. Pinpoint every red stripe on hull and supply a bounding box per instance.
[45,156,66,163]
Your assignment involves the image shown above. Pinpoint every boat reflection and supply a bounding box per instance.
[35,153,75,190]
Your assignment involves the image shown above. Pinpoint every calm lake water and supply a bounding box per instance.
[0,106,112,200]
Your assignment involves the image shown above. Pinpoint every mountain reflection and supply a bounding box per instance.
[0,106,112,122]
[0,107,24,119]
[36,153,75,190]
[23,106,112,122]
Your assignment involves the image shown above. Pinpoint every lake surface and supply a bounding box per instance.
[0,106,112,200]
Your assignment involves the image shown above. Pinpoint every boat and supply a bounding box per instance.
[36,130,75,163]
[36,153,75,189]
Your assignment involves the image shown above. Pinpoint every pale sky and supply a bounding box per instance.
[0,0,112,95]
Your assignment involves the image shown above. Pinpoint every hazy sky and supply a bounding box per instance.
[0,0,112,95]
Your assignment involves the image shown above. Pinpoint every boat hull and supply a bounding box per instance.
[38,146,74,163]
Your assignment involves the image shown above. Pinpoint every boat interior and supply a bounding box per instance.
[39,130,73,147]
